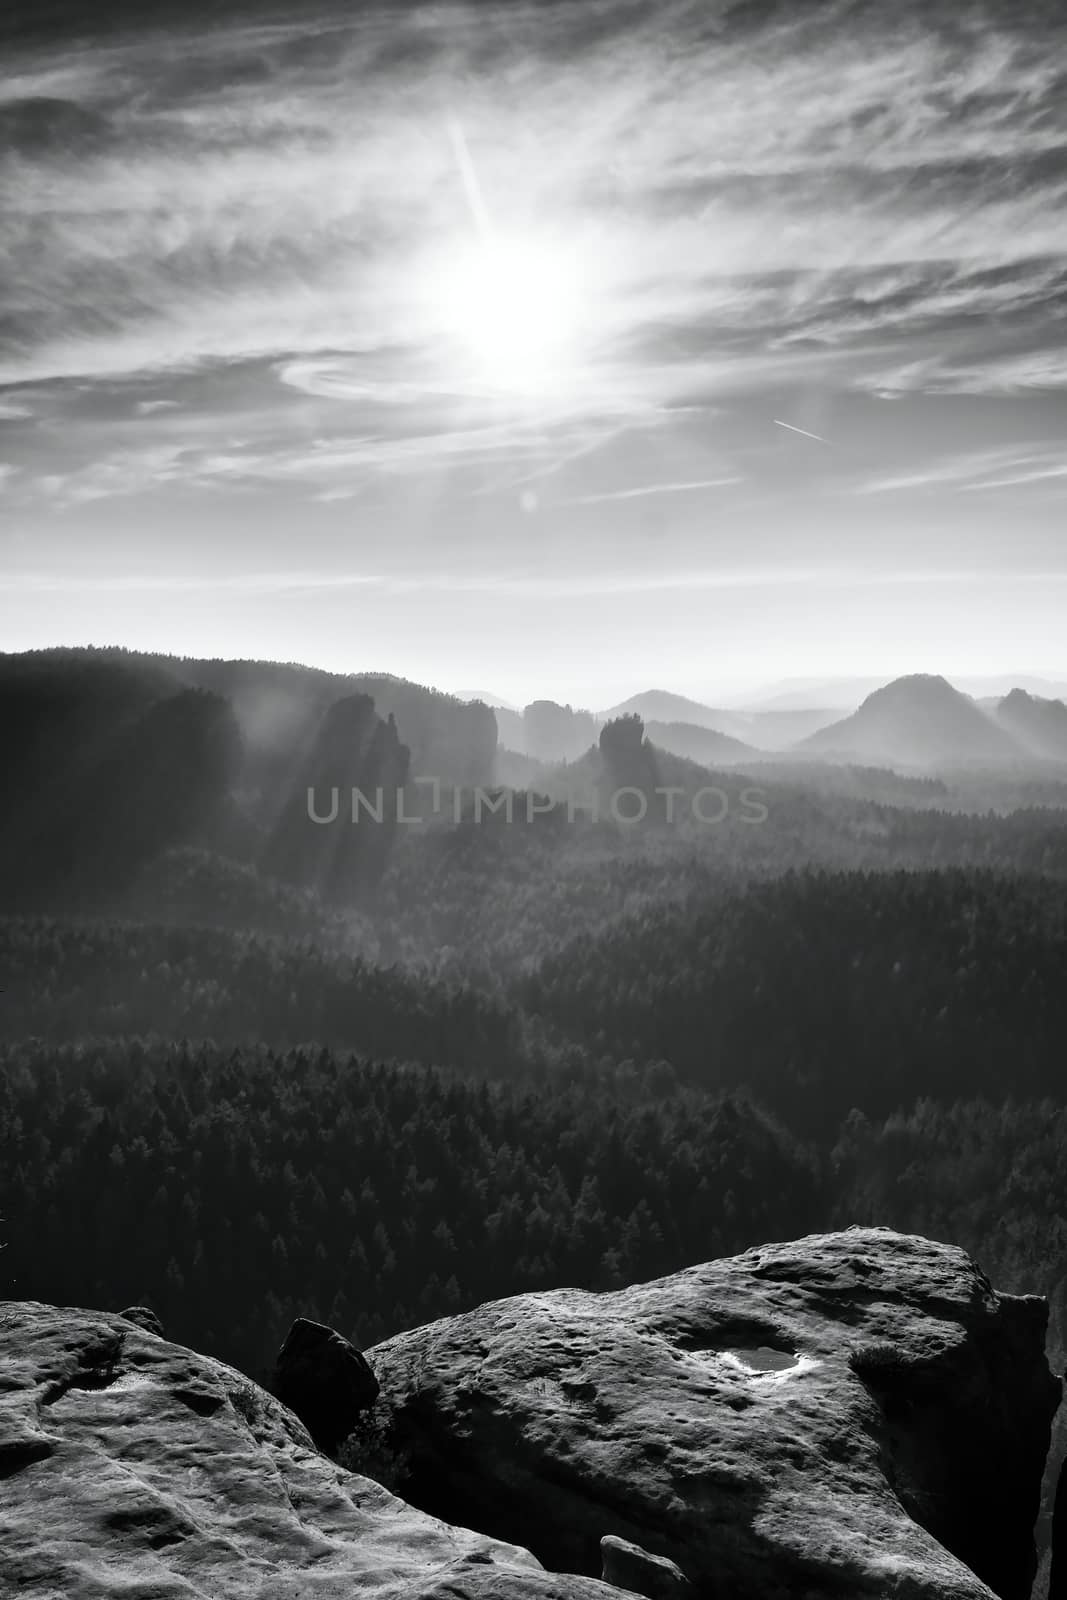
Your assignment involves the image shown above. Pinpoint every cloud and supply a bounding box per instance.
[7,566,1067,601]
[3,0,1067,521]
[4,2,1067,394]
[860,345,1067,397]
[553,476,742,505]
[854,447,1067,496]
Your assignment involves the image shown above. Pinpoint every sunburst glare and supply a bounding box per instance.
[429,230,590,397]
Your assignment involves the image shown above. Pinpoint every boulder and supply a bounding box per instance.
[369,1228,1060,1600]
[600,1534,694,1598]
[0,1301,619,1600]
[116,1304,164,1337]
[272,1315,380,1455]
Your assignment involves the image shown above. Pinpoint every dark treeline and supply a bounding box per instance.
[0,1040,820,1373]
[521,866,1067,1136]
[0,917,520,1074]
[3,1040,1066,1387]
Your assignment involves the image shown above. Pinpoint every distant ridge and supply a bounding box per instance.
[798,674,1025,768]
[731,673,1067,713]
[454,689,519,710]
[599,689,731,729]
[994,688,1067,762]
[645,719,759,765]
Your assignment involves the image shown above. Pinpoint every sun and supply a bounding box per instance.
[430,231,586,396]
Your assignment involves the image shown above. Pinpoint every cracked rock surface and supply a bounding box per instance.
[0,1302,618,1599]
[369,1227,1061,1600]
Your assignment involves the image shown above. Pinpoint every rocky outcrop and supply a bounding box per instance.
[600,1535,694,1598]
[272,1315,380,1455]
[1051,1439,1067,1600]
[259,692,410,905]
[369,1228,1060,1600]
[2,1234,1057,1600]
[0,1302,618,1599]
[117,1305,164,1337]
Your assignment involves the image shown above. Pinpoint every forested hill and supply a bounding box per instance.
[0,649,492,908]
[521,866,1067,1135]
[1,647,498,785]
[5,648,1067,928]
[4,867,1066,1137]
[4,1035,1067,1398]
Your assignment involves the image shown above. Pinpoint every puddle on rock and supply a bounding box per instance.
[720,1347,806,1376]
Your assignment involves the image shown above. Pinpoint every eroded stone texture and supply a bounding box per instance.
[0,1302,619,1600]
[369,1228,1060,1600]
[600,1534,694,1599]
[1050,1438,1067,1600]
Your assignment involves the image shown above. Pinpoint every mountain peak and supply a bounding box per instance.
[801,673,1023,768]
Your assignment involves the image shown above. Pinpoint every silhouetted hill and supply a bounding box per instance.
[0,649,435,909]
[645,719,759,766]
[10,648,497,790]
[994,689,1067,763]
[0,670,242,905]
[798,674,1025,769]
[600,689,730,729]
[600,691,838,750]
[455,689,518,710]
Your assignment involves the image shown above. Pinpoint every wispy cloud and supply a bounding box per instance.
[7,566,1067,600]
[4,3,1067,396]
[2,0,1067,526]
[553,476,742,505]
[854,448,1067,496]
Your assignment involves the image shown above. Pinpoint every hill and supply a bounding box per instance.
[602,691,839,750]
[0,650,462,909]
[994,689,1067,763]
[4,648,497,788]
[599,688,732,729]
[798,673,1024,768]
[644,718,760,765]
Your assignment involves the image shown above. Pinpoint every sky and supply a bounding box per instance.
[2,0,1066,705]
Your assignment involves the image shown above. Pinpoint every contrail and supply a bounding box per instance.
[447,118,493,241]
[773,419,827,443]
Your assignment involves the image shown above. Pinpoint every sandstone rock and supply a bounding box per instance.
[272,1315,380,1455]
[0,1301,620,1599]
[117,1305,164,1337]
[369,1228,1060,1600]
[600,1534,694,1598]
[1051,1438,1067,1600]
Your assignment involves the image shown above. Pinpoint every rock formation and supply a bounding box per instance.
[272,1315,380,1456]
[600,1535,694,1598]
[0,1234,1058,1600]
[369,1227,1060,1600]
[116,1305,164,1338]
[0,1301,616,1599]
[259,692,410,905]
[1051,1437,1067,1600]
